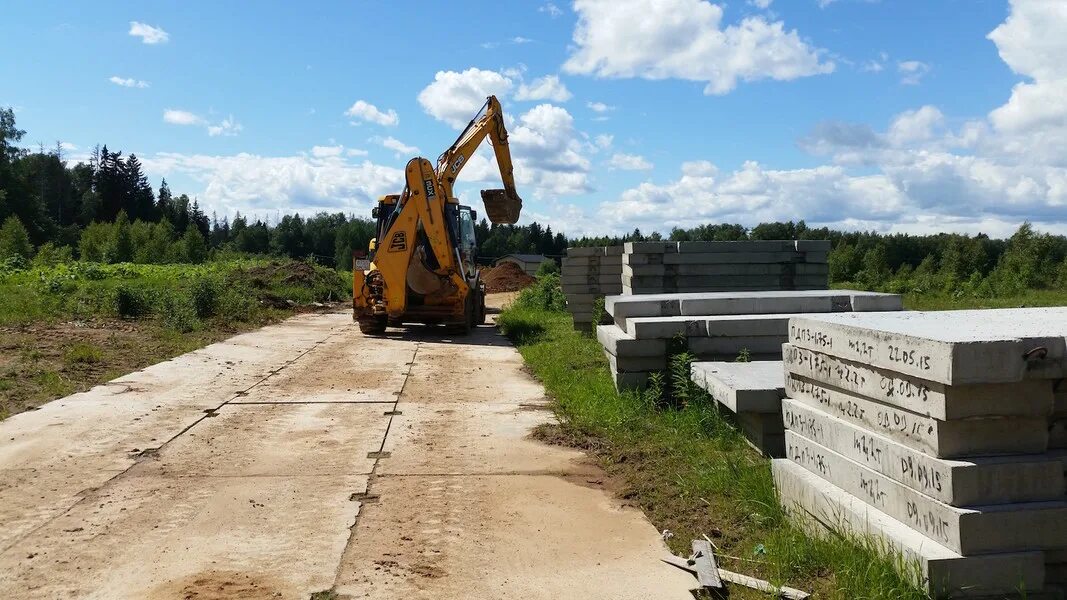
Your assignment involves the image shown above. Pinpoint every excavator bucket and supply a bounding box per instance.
[481,188,523,224]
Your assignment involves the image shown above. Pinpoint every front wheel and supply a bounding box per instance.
[357,316,387,335]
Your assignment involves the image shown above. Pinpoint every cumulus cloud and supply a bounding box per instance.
[207,116,242,137]
[515,75,573,102]
[540,3,563,17]
[886,105,944,146]
[344,100,399,126]
[585,2,1067,237]
[897,60,930,85]
[587,101,614,113]
[129,21,169,44]
[109,76,149,88]
[164,110,242,137]
[608,153,653,170]
[450,103,595,200]
[377,136,420,155]
[163,109,204,126]
[141,150,404,216]
[311,145,344,158]
[562,0,834,95]
[417,68,514,128]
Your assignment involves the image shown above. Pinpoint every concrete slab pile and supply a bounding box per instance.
[775,308,1067,598]
[599,289,903,392]
[690,361,786,456]
[562,246,623,331]
[622,240,831,295]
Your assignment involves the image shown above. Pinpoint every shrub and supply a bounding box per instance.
[189,277,220,318]
[513,273,566,312]
[0,215,33,260]
[162,294,199,332]
[33,243,73,267]
[114,284,153,318]
[535,259,559,277]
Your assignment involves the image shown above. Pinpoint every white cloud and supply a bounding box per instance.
[163,109,205,126]
[512,36,533,44]
[417,68,514,128]
[540,3,563,17]
[59,142,77,151]
[562,0,834,95]
[608,152,653,170]
[164,110,242,137]
[587,101,614,113]
[515,75,573,102]
[594,134,614,149]
[897,60,930,85]
[451,103,595,199]
[207,116,242,137]
[987,0,1067,139]
[750,0,773,8]
[109,76,149,88]
[346,148,369,157]
[140,151,404,216]
[311,145,344,158]
[887,105,944,146]
[128,21,169,44]
[344,100,399,126]
[377,136,419,155]
[589,1,1067,237]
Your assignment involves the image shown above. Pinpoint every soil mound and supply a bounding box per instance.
[481,262,536,293]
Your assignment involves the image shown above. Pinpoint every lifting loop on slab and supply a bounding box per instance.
[1023,346,1048,361]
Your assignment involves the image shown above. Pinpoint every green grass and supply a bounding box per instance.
[0,258,351,420]
[498,298,930,599]
[830,281,1067,311]
[0,259,349,327]
[32,370,73,398]
[64,342,104,365]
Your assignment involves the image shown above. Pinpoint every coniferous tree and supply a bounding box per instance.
[0,215,33,259]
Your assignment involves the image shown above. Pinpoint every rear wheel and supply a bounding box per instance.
[475,288,487,325]
[357,316,387,335]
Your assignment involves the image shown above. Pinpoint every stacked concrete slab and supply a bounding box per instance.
[561,246,623,331]
[600,289,903,391]
[622,240,830,295]
[691,360,787,456]
[774,308,1067,597]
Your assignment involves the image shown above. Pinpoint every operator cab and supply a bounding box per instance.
[449,204,478,280]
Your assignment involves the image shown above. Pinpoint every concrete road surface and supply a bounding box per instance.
[0,308,694,599]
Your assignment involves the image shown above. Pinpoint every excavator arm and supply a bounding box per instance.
[436,95,522,224]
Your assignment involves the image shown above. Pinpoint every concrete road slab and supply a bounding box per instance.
[148,402,391,477]
[400,338,545,406]
[333,474,694,600]
[0,471,368,599]
[242,335,413,404]
[0,464,125,551]
[1,310,698,599]
[378,402,587,476]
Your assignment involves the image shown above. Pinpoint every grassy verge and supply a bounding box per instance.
[0,259,348,419]
[498,290,929,599]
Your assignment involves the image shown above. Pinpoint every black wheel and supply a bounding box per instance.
[357,316,387,335]
[476,288,487,325]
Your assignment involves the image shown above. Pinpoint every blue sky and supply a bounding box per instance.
[4,0,1065,237]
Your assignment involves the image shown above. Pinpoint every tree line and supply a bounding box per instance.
[3,105,1067,297]
[0,107,570,269]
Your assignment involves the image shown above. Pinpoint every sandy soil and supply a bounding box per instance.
[0,311,693,599]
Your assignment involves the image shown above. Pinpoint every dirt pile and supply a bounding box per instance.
[481,262,536,293]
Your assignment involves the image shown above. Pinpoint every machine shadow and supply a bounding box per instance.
[369,322,514,348]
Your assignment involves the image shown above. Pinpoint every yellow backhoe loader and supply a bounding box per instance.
[352,95,523,335]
